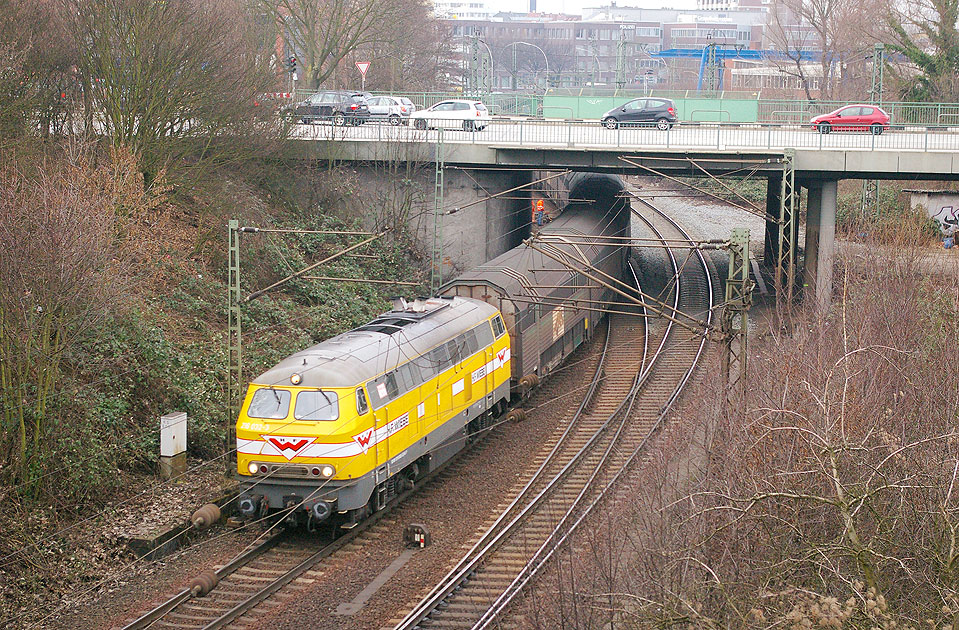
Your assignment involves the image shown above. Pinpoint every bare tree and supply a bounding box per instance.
[765,0,880,100]
[0,143,155,498]
[0,0,77,138]
[353,11,456,91]
[69,0,287,184]
[259,0,411,90]
[886,0,959,102]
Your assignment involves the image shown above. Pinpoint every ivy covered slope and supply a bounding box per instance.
[0,143,429,518]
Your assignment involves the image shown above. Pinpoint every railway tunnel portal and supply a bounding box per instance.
[289,136,959,309]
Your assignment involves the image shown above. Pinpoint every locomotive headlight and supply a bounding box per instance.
[247,462,259,475]
[320,465,335,478]
[290,373,302,385]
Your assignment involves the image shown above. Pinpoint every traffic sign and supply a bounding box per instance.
[355,62,370,77]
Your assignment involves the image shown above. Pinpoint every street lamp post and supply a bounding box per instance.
[503,41,550,95]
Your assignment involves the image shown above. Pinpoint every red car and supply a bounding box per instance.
[811,104,891,134]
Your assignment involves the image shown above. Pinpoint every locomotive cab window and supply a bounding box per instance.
[355,387,369,415]
[368,372,400,409]
[293,390,339,421]
[247,388,291,419]
[475,322,494,348]
[491,315,506,338]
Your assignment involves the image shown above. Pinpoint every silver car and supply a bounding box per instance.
[366,96,417,125]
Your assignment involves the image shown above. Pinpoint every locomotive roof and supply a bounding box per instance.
[252,296,498,389]
[443,200,627,305]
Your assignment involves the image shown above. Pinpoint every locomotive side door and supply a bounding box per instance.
[481,321,495,410]
[374,407,389,481]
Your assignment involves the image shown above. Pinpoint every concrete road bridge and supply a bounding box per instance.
[286,119,959,309]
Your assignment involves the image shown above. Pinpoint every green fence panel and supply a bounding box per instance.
[672,97,758,122]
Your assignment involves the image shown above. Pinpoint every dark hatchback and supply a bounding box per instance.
[292,91,370,125]
[601,98,678,130]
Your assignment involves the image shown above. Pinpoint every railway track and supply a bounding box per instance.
[114,200,713,630]
[389,202,715,630]
[113,337,610,630]
[117,482,412,630]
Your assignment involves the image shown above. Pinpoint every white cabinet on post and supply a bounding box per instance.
[160,411,187,480]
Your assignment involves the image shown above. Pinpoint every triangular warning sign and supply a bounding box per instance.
[355,62,371,77]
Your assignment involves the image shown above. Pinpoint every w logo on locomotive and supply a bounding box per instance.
[353,429,375,454]
[264,436,313,460]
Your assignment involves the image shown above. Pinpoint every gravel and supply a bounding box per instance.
[255,333,604,630]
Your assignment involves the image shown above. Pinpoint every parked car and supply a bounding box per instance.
[409,99,490,131]
[601,98,678,130]
[810,105,890,134]
[366,95,417,125]
[291,91,370,125]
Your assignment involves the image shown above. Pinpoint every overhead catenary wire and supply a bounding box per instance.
[301,276,420,286]
[618,156,776,222]
[245,231,389,302]
[525,236,718,338]
[239,227,375,236]
[444,171,571,216]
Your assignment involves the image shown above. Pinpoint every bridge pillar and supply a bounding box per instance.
[803,179,837,312]
[762,174,782,265]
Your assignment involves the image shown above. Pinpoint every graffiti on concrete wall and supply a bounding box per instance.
[912,192,959,234]
[931,203,959,234]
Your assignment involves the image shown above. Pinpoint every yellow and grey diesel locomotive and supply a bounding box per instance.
[235,295,511,528]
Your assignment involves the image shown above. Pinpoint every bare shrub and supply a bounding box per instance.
[0,142,157,499]
[521,241,959,629]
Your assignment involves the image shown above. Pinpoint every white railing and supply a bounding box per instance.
[293,116,959,153]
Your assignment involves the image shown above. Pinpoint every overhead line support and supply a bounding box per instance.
[227,220,242,472]
[776,149,798,310]
[721,228,752,418]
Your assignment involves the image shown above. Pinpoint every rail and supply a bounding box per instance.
[393,205,713,628]
[472,206,715,628]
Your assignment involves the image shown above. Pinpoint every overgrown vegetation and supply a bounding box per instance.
[835,180,943,241]
[526,234,959,628]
